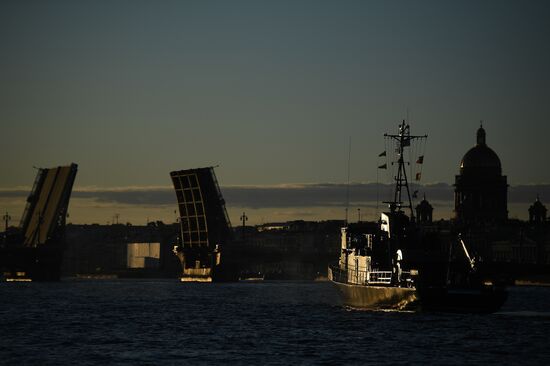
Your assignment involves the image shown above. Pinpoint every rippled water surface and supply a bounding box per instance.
[1,280,549,365]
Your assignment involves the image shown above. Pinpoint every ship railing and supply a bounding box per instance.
[368,271,393,285]
[329,264,412,287]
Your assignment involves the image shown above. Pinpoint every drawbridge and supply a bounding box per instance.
[170,167,237,281]
[19,163,78,247]
[1,163,78,281]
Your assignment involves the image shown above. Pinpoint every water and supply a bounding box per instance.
[1,280,549,365]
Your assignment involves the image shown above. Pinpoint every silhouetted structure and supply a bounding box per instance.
[454,123,508,225]
[415,195,433,223]
[170,167,237,281]
[529,197,547,223]
[1,164,78,281]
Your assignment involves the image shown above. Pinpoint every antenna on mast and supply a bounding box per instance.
[383,120,427,220]
[345,136,352,224]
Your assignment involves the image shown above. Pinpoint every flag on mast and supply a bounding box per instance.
[378,163,387,169]
[416,156,424,164]
[378,151,386,157]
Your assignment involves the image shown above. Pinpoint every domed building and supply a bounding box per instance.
[454,123,508,225]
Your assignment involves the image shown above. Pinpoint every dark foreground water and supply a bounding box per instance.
[1,280,549,365]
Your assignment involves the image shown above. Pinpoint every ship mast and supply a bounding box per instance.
[384,120,427,220]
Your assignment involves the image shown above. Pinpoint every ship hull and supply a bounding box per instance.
[329,267,418,310]
[0,244,64,281]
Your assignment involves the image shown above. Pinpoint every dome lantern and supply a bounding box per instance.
[476,121,486,145]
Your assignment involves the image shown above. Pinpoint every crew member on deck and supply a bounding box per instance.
[393,249,403,286]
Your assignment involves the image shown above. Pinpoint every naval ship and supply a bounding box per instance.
[329,121,508,313]
[0,164,78,281]
[329,121,424,310]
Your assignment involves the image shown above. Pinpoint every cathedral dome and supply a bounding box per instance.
[459,125,502,174]
[455,123,508,224]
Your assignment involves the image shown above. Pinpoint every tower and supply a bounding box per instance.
[529,196,547,223]
[454,123,508,225]
[415,195,433,224]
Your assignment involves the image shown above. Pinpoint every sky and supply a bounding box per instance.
[1,0,549,225]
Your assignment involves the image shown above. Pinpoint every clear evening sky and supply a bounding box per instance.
[1,0,549,225]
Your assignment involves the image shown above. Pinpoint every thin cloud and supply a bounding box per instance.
[1,183,548,208]
[74,187,174,206]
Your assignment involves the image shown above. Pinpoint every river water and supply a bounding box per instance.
[1,280,549,365]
